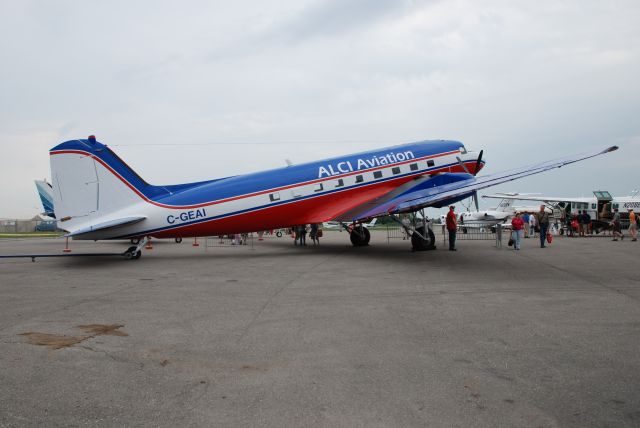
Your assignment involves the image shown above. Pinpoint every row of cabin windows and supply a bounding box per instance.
[268,159,438,201]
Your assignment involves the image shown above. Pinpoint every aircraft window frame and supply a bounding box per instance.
[409,163,418,171]
[427,160,435,167]
[269,192,280,202]
[591,203,597,209]
[459,147,467,154]
[373,171,383,179]
[355,175,364,183]
[392,167,401,175]
[335,179,344,188]
[314,183,324,192]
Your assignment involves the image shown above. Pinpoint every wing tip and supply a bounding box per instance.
[605,145,619,153]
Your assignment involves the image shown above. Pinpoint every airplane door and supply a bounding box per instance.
[593,191,612,220]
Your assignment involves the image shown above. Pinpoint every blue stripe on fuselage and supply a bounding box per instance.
[50,139,465,206]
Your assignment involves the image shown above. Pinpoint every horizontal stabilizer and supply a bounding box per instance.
[67,216,146,237]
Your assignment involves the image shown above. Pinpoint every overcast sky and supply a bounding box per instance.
[1,0,639,218]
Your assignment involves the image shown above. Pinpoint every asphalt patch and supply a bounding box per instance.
[20,324,128,349]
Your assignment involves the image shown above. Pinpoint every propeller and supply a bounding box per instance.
[456,149,484,176]
[473,150,483,176]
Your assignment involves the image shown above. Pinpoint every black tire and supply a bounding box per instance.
[124,245,137,260]
[276,231,283,237]
[175,237,183,243]
[411,226,436,251]
[350,226,370,247]
[133,250,142,259]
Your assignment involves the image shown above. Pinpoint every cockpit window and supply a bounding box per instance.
[459,147,467,154]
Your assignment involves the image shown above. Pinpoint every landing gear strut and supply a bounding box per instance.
[391,211,436,251]
[123,236,148,260]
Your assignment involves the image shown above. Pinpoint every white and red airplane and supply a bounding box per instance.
[49,136,617,258]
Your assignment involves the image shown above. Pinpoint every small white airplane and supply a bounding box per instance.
[48,135,617,258]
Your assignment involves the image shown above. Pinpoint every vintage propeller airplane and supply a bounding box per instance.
[49,136,617,258]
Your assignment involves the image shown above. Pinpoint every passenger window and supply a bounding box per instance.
[392,167,401,175]
[314,183,324,192]
[269,192,280,201]
[427,160,435,167]
[409,163,418,171]
[355,175,364,183]
[335,179,344,188]
[373,171,383,179]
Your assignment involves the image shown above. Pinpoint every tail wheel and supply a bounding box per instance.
[175,237,183,243]
[350,226,371,247]
[124,245,142,260]
[411,226,436,251]
[130,238,140,245]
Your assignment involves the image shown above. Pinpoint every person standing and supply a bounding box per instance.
[577,210,584,237]
[583,210,592,235]
[523,212,530,238]
[298,224,307,246]
[511,213,525,250]
[611,209,624,241]
[446,206,458,251]
[529,213,537,238]
[309,223,319,245]
[629,209,638,241]
[535,205,550,248]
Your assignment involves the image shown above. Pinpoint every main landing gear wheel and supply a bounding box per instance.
[175,237,183,243]
[130,238,141,245]
[124,246,142,260]
[411,226,436,251]
[350,226,371,247]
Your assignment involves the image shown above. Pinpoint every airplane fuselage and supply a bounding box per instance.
[51,140,484,240]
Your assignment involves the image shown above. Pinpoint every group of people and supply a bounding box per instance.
[510,205,551,250]
[445,204,552,252]
[612,208,638,241]
[564,210,592,237]
[293,224,322,246]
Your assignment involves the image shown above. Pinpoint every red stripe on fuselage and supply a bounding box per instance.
[147,161,484,238]
[49,148,473,210]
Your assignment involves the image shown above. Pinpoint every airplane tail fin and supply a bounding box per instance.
[49,136,153,232]
[34,179,55,218]
[495,198,516,213]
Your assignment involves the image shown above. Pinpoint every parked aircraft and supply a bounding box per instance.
[483,191,638,232]
[49,136,617,258]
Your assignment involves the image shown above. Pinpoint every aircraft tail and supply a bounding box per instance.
[34,179,55,218]
[49,136,153,232]
[495,198,516,213]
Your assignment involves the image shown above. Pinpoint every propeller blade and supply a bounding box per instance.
[473,150,484,176]
[456,156,471,174]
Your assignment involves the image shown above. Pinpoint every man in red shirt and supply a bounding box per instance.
[446,206,458,251]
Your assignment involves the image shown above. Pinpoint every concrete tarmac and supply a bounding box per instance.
[0,231,639,427]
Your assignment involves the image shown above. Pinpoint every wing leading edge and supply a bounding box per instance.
[340,145,618,222]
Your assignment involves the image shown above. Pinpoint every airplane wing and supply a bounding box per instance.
[483,194,591,204]
[335,145,618,222]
